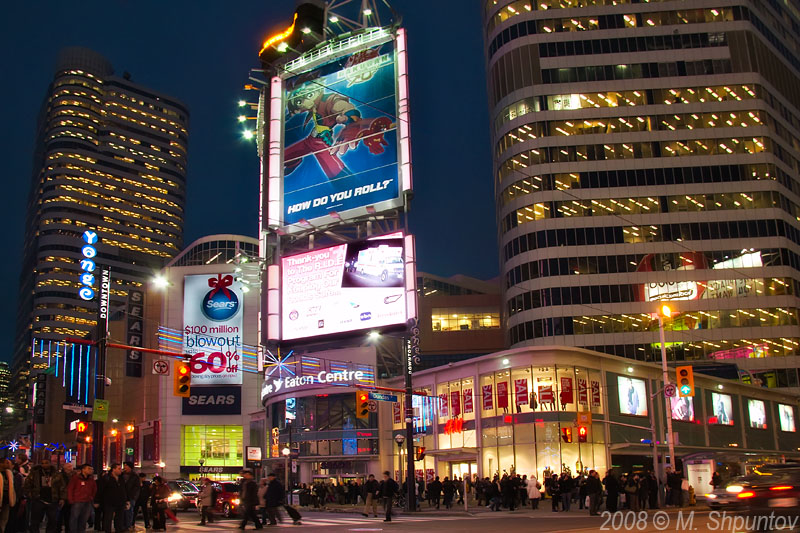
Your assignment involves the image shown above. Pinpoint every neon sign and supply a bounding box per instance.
[444,418,464,435]
[261,369,365,401]
[79,230,98,301]
[260,13,297,54]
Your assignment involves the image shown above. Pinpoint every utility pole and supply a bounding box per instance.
[657,307,677,471]
[91,268,111,474]
[405,319,420,511]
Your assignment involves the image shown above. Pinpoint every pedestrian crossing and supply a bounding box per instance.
[165,513,474,531]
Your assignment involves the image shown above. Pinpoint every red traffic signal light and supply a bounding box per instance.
[561,427,573,443]
[356,390,369,419]
[76,421,88,433]
[578,426,588,443]
[415,446,426,461]
[173,360,191,397]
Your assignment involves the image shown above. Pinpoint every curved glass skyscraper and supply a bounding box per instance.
[484,0,800,390]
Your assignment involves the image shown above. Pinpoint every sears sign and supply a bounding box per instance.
[183,274,243,385]
[182,385,242,415]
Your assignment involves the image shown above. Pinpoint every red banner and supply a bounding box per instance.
[497,381,509,409]
[577,378,588,405]
[415,469,424,481]
[393,401,402,424]
[560,377,574,406]
[538,385,554,404]
[482,384,493,410]
[426,469,435,483]
[591,380,601,407]
[450,390,461,417]
[463,389,473,413]
[514,379,528,405]
[439,393,448,417]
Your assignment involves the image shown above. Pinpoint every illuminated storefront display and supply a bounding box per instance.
[180,425,243,474]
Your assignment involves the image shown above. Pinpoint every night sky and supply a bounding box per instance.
[0,1,496,363]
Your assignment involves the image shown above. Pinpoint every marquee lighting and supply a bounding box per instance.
[260,13,298,54]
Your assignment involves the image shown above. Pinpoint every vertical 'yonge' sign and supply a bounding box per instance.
[79,230,99,301]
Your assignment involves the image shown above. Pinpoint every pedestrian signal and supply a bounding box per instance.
[356,390,369,419]
[173,360,191,397]
[415,446,426,461]
[676,365,695,397]
[578,426,588,443]
[561,427,573,443]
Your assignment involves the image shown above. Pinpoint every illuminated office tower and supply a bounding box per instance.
[484,1,800,389]
[10,47,188,420]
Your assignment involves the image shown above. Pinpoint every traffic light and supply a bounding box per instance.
[578,426,588,443]
[415,446,426,461]
[356,390,369,419]
[676,365,695,397]
[561,427,573,443]
[76,421,88,443]
[173,360,191,397]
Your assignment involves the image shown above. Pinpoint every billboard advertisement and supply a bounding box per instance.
[670,395,695,422]
[779,404,796,432]
[747,399,767,429]
[183,274,243,385]
[617,376,647,416]
[282,39,399,226]
[710,393,734,425]
[281,235,408,340]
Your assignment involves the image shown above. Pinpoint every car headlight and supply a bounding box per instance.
[232,498,240,505]
[705,493,717,499]
[726,485,744,493]
[167,492,183,502]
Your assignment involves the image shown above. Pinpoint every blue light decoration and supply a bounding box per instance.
[6,441,19,452]
[78,230,99,301]
[156,326,261,373]
[264,349,296,378]
[31,339,95,406]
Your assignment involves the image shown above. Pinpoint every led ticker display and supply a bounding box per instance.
[617,376,647,416]
[281,235,410,340]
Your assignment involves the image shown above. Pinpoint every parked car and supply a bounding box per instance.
[213,481,242,518]
[166,480,199,511]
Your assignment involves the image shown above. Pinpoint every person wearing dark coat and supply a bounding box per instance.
[647,471,659,510]
[427,477,442,509]
[442,477,455,509]
[149,477,170,531]
[122,462,141,530]
[263,473,286,526]
[586,470,603,516]
[95,464,128,533]
[378,472,398,522]
[133,473,151,529]
[361,474,379,518]
[603,472,619,513]
[548,474,560,512]
[559,473,574,512]
[238,469,262,530]
[638,472,650,510]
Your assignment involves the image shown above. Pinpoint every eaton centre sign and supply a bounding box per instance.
[261,369,365,402]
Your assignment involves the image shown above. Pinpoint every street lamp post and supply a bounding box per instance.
[394,434,405,497]
[657,305,677,471]
[282,447,290,489]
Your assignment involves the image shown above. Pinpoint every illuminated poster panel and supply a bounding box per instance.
[779,404,796,432]
[710,393,734,425]
[282,39,399,226]
[617,376,647,416]
[670,396,695,422]
[281,235,408,340]
[747,399,767,429]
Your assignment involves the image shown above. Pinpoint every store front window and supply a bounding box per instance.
[181,425,243,467]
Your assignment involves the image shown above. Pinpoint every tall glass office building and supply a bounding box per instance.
[10,47,188,420]
[484,0,800,390]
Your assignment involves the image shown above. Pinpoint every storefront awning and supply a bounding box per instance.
[424,448,479,461]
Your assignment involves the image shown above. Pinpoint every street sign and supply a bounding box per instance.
[63,403,92,413]
[577,411,592,426]
[368,400,378,413]
[291,460,297,473]
[126,447,134,455]
[152,359,170,375]
[91,399,109,422]
[369,392,398,402]
[664,383,677,398]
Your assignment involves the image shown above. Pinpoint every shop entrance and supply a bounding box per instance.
[449,461,477,480]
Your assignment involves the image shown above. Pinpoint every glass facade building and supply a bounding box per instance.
[483,0,800,391]
[11,47,188,423]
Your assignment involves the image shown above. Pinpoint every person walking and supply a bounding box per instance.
[197,478,216,526]
[52,462,74,533]
[149,477,170,532]
[67,464,96,533]
[427,476,442,510]
[24,458,59,532]
[602,471,619,513]
[120,463,140,531]
[378,472,398,523]
[711,471,722,490]
[238,469,263,530]
[361,474,379,518]
[456,477,465,505]
[0,458,17,532]
[132,474,151,530]
[95,464,128,533]
[526,475,541,510]
[586,470,603,516]
[559,473,573,512]
[549,474,560,512]
[442,477,454,510]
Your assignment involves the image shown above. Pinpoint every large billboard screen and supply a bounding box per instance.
[183,274,244,385]
[670,395,695,422]
[779,404,796,432]
[747,399,767,429]
[281,235,409,340]
[710,393,734,425]
[282,39,399,226]
[617,376,647,416]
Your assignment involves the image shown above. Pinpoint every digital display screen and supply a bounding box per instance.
[282,40,399,225]
[710,393,734,425]
[281,235,408,340]
[747,399,767,429]
[779,404,796,432]
[617,376,647,416]
[670,396,695,422]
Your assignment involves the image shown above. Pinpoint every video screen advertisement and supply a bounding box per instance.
[670,396,695,422]
[281,38,401,226]
[779,404,796,432]
[281,234,412,341]
[617,376,648,416]
[747,399,768,429]
[710,393,734,425]
[183,274,244,385]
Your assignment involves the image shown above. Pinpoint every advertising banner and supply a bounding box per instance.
[393,401,402,424]
[183,274,243,385]
[426,469,435,483]
[496,381,509,409]
[439,394,448,417]
[559,377,574,407]
[514,379,528,405]
[591,380,601,407]
[126,288,144,377]
[710,393,734,425]
[747,399,767,429]
[538,385,554,405]
[670,396,695,422]
[281,235,407,340]
[282,40,399,226]
[482,385,493,411]
[618,376,647,416]
[181,385,242,416]
[779,404,796,432]
[577,378,588,405]
[463,389,473,414]
[450,390,461,417]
